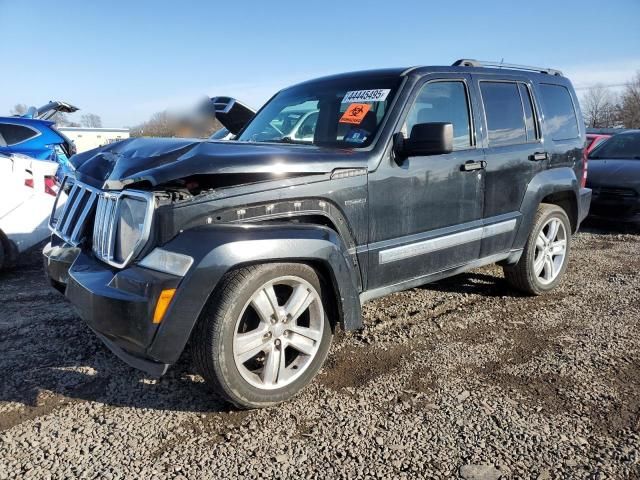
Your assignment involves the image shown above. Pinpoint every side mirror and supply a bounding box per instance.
[394,122,454,160]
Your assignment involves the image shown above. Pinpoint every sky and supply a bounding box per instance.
[1,0,639,127]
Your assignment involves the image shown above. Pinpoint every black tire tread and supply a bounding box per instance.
[503,203,570,296]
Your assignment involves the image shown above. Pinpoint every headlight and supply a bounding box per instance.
[139,248,193,277]
[93,190,154,267]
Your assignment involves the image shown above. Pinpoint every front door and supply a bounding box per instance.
[471,75,547,257]
[366,75,485,290]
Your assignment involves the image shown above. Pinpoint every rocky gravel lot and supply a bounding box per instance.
[0,223,639,479]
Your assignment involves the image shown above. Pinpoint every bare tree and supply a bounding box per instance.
[10,103,28,116]
[80,113,103,128]
[131,109,222,138]
[580,84,619,128]
[619,71,640,129]
[53,113,80,127]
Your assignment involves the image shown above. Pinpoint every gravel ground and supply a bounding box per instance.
[0,223,639,479]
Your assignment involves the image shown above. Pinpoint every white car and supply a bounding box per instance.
[0,153,65,269]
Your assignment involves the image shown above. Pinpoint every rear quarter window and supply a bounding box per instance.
[0,123,39,145]
[539,84,579,141]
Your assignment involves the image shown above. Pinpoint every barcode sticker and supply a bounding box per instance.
[342,89,390,103]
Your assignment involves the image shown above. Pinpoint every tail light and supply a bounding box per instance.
[23,171,58,196]
[581,149,588,188]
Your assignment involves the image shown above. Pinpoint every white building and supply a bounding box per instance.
[57,127,130,153]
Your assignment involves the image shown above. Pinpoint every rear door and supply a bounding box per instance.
[472,75,546,257]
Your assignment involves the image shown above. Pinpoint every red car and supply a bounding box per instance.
[586,133,611,154]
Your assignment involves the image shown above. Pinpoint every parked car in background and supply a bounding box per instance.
[586,133,611,154]
[0,153,64,269]
[0,101,78,180]
[587,130,640,223]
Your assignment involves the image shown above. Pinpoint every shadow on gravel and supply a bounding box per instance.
[0,246,236,431]
[580,218,640,235]
[423,271,525,298]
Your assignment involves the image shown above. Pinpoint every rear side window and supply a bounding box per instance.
[519,84,538,142]
[539,84,579,141]
[404,81,472,150]
[0,124,39,145]
[480,82,527,147]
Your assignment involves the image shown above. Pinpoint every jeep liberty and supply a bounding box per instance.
[44,60,592,408]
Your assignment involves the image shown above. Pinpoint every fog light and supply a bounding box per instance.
[153,289,176,324]
[139,248,193,277]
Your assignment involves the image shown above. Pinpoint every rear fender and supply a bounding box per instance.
[147,223,362,364]
[513,167,579,248]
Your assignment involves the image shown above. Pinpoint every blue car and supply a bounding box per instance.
[0,101,78,179]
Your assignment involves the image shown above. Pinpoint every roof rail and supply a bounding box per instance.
[452,59,563,77]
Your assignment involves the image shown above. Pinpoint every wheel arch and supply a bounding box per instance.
[513,167,580,249]
[146,223,362,365]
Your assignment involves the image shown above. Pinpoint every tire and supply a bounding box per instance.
[504,203,572,295]
[193,263,333,409]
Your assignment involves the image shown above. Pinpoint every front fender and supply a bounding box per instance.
[147,223,362,364]
[513,167,579,248]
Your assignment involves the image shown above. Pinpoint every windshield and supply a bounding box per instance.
[590,132,640,160]
[237,76,402,148]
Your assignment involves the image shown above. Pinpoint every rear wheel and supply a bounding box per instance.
[193,263,333,409]
[504,203,571,295]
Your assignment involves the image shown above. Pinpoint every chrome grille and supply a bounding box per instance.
[92,190,155,268]
[49,178,99,246]
[93,192,121,262]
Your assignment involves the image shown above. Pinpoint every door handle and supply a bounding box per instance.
[529,152,548,161]
[461,160,486,171]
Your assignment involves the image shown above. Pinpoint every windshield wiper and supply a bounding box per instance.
[267,136,309,145]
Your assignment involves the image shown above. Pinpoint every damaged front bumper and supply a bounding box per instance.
[43,239,183,376]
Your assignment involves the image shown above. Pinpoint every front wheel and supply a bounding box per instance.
[504,203,572,295]
[193,263,333,409]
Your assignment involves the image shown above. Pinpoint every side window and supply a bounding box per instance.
[480,82,527,147]
[0,124,38,145]
[539,84,579,141]
[404,81,472,150]
[519,84,538,142]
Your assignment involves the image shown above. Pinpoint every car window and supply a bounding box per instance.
[404,81,472,150]
[480,82,527,147]
[294,112,319,140]
[238,76,401,148]
[539,84,579,141]
[519,84,538,142]
[589,133,640,160]
[0,124,39,145]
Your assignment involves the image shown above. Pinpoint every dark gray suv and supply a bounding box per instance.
[44,59,591,408]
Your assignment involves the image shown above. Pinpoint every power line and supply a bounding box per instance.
[574,82,631,90]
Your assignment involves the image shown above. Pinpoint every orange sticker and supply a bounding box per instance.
[339,103,371,125]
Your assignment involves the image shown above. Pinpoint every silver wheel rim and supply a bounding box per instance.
[232,275,324,390]
[534,217,567,285]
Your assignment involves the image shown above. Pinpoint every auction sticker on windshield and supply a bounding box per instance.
[342,89,390,103]
[339,103,371,125]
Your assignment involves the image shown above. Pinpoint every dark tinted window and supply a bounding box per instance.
[539,84,579,140]
[0,124,38,145]
[590,132,640,160]
[480,82,527,146]
[405,81,472,150]
[519,84,538,142]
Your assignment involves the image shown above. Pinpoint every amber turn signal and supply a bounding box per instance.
[153,289,176,324]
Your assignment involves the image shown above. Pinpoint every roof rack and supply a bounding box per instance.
[452,59,563,77]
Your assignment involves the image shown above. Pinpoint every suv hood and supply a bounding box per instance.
[71,137,366,190]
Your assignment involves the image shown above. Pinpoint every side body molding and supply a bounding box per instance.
[513,167,579,249]
[147,223,362,364]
